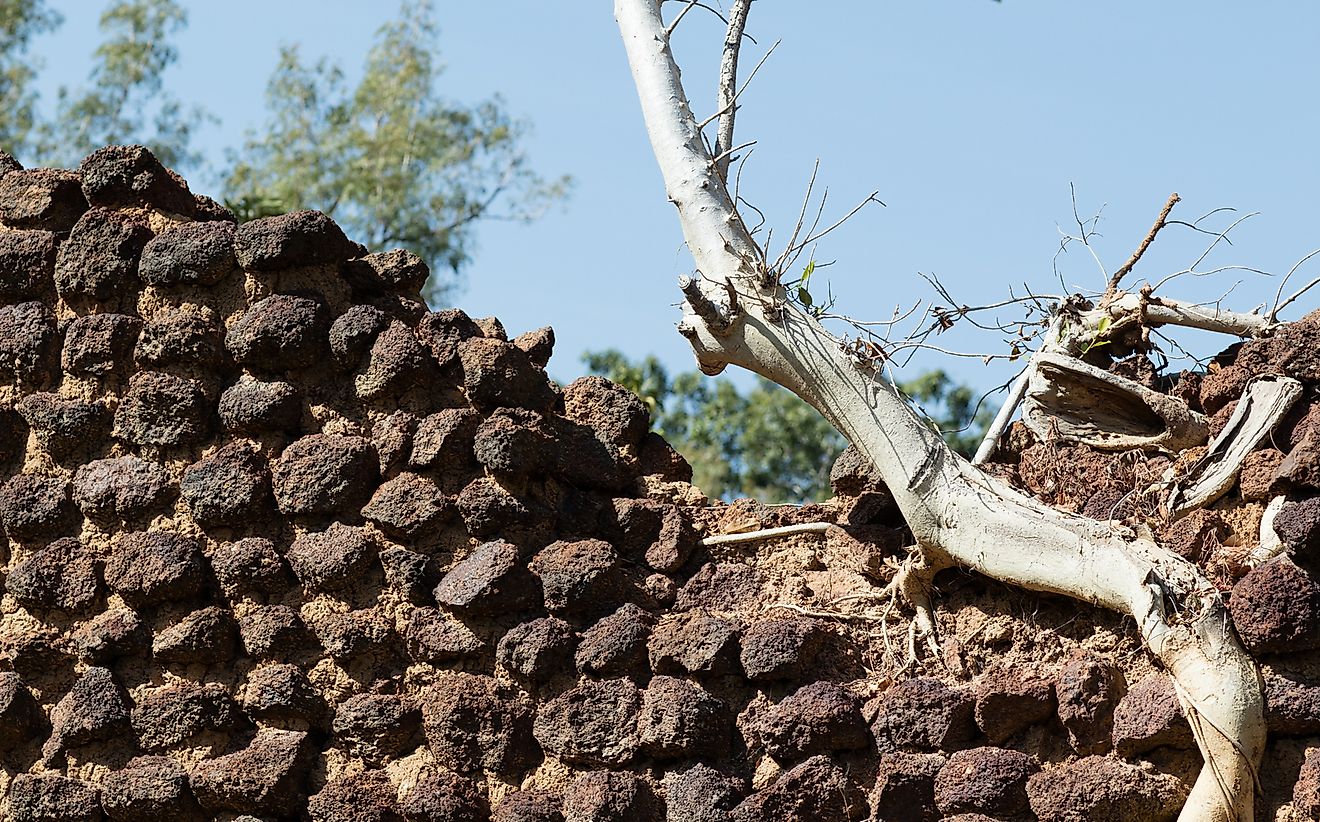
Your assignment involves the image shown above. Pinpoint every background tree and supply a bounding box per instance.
[585,349,988,501]
[0,0,62,160]
[224,0,569,304]
[39,0,209,171]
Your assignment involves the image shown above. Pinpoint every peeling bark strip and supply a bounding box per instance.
[616,1,1264,819]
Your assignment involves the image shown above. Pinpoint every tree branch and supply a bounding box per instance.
[1105,191,1180,301]
[713,0,752,183]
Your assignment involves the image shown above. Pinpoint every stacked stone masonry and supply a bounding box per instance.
[3,145,1320,821]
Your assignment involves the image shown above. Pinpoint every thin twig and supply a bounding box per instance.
[713,0,753,183]
[696,39,779,132]
[702,521,833,546]
[1105,192,1179,300]
[662,0,701,38]
[1269,247,1320,322]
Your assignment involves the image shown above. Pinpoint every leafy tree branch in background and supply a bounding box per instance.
[584,349,989,502]
[225,0,569,304]
[0,0,62,160]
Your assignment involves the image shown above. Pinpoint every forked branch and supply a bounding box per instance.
[617,2,1264,819]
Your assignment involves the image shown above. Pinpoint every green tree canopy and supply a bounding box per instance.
[0,0,62,160]
[585,350,991,502]
[225,0,568,303]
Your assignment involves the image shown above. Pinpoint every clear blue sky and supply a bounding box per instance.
[29,1,1320,397]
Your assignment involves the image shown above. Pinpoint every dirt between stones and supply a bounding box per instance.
[2,145,1320,822]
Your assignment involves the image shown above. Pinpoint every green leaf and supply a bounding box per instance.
[801,259,816,288]
[797,286,813,307]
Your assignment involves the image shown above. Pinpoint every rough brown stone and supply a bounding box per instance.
[45,666,131,760]
[361,471,451,538]
[637,675,731,760]
[871,678,977,753]
[138,220,237,286]
[0,229,55,303]
[180,440,272,527]
[933,746,1034,818]
[152,606,238,665]
[731,755,865,821]
[0,300,58,383]
[1228,556,1320,653]
[333,692,419,763]
[226,293,329,372]
[421,672,538,776]
[61,312,141,375]
[870,752,945,822]
[974,664,1056,745]
[189,728,313,816]
[497,617,578,685]
[533,678,640,767]
[1055,651,1124,755]
[218,376,301,433]
[104,531,204,608]
[131,682,238,750]
[530,538,626,616]
[433,539,536,615]
[751,680,868,762]
[7,537,100,613]
[78,145,194,212]
[649,611,741,677]
[576,603,656,679]
[1111,673,1193,758]
[286,522,376,593]
[272,434,378,516]
[404,607,484,664]
[72,456,173,522]
[211,537,291,599]
[113,371,212,446]
[241,663,326,724]
[8,774,102,822]
[233,209,356,270]
[307,770,401,822]
[54,208,152,302]
[0,168,88,231]
[68,608,148,663]
[561,771,661,822]
[101,755,199,822]
[1026,755,1187,822]
[739,618,825,682]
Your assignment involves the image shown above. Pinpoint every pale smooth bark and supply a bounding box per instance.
[616,1,1264,818]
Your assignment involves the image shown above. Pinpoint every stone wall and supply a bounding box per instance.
[1,145,1319,821]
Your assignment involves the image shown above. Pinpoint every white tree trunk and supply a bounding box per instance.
[615,2,1264,819]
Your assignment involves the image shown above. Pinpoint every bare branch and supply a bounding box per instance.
[1269,247,1320,322]
[703,522,832,546]
[713,0,753,183]
[662,0,700,38]
[1105,191,1180,301]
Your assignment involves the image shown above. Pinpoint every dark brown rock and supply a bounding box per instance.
[739,618,825,682]
[533,677,641,767]
[0,671,42,756]
[416,308,483,367]
[649,611,741,677]
[241,663,326,724]
[7,537,100,613]
[1296,747,1320,818]
[286,522,375,593]
[512,326,554,368]
[421,671,539,775]
[78,145,194,212]
[234,209,357,270]
[0,472,74,538]
[1264,671,1320,736]
[1274,496,1320,555]
[272,433,378,516]
[676,562,764,612]
[54,208,152,302]
[138,220,237,286]
[934,747,1034,818]
[133,304,225,368]
[372,409,418,475]
[131,681,238,750]
[0,301,58,383]
[561,771,661,822]
[180,440,272,527]
[152,606,238,665]
[831,443,885,497]
[45,666,131,759]
[870,752,945,822]
[313,608,395,660]
[562,375,649,451]
[1026,755,1187,822]
[1156,508,1227,563]
[493,791,563,822]
[15,393,109,459]
[456,476,537,538]
[102,755,199,822]
[226,293,329,372]
[404,607,484,664]
[104,531,204,608]
[731,755,866,822]
[638,431,693,483]
[974,664,1055,745]
[72,456,172,522]
[238,605,306,659]
[113,371,211,446]
[871,678,977,753]
[752,680,868,762]
[1240,447,1286,501]
[211,537,291,599]
[329,304,388,370]
[576,603,656,678]
[1111,673,1193,757]
[529,538,626,616]
[381,545,430,602]
[307,770,402,822]
[342,247,430,294]
[361,471,451,538]
[69,608,149,663]
[498,617,578,685]
[61,312,141,375]
[0,229,55,303]
[411,407,480,469]
[0,167,87,232]
[1228,556,1320,653]
[356,320,435,400]
[459,336,555,411]
[1055,651,1124,754]
[218,376,301,433]
[664,764,744,822]
[8,774,102,822]
[398,770,489,822]
[333,692,419,763]
[189,728,313,816]
[637,675,731,760]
